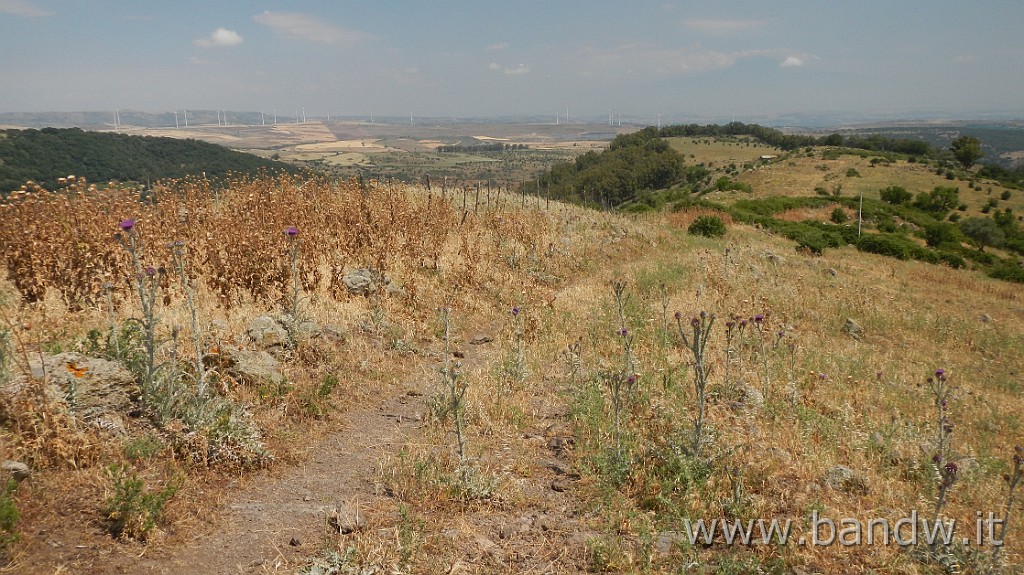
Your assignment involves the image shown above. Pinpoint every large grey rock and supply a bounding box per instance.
[824,465,868,494]
[18,352,140,419]
[842,318,863,341]
[247,315,289,349]
[204,345,285,387]
[2,460,30,483]
[342,268,388,296]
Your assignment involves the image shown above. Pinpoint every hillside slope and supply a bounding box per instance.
[0,128,296,193]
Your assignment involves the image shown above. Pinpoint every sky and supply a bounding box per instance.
[1,0,1022,123]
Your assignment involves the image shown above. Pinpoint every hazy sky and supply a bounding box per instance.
[2,0,1022,122]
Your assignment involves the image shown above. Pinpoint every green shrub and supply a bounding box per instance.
[0,480,19,556]
[857,234,914,260]
[103,465,178,540]
[988,260,1024,283]
[688,215,727,238]
[830,207,849,224]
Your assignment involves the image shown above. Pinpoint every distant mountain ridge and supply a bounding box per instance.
[0,127,296,194]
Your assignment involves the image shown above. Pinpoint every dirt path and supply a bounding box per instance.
[84,389,424,575]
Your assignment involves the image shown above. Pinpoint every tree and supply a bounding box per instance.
[880,185,912,205]
[959,217,1005,252]
[950,136,982,169]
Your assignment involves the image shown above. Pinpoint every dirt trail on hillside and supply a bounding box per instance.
[88,390,424,575]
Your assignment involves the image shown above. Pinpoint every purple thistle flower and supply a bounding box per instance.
[674,311,683,320]
[935,368,946,379]
[753,314,765,324]
[943,462,959,479]
[144,266,157,277]
[818,372,828,380]
[618,327,628,337]
[119,219,135,231]
[285,226,299,237]
[511,306,520,317]
[626,374,637,384]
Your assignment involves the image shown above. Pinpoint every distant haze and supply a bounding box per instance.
[1,1,1022,124]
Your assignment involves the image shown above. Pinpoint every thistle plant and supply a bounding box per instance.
[991,445,1024,564]
[602,281,638,460]
[677,311,715,457]
[284,226,302,343]
[751,312,771,397]
[439,306,469,474]
[169,240,206,395]
[723,314,746,393]
[116,219,165,394]
[507,306,527,389]
[927,368,957,545]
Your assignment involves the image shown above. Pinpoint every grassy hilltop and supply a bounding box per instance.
[0,127,1022,574]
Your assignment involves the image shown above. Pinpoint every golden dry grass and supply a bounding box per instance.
[1,172,1023,573]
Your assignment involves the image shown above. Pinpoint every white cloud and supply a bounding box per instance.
[683,19,764,34]
[486,42,509,51]
[574,43,772,77]
[253,11,370,44]
[195,28,244,48]
[488,62,501,71]
[505,64,530,76]
[780,55,805,67]
[0,0,53,17]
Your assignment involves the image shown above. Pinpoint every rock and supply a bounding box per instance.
[550,479,570,492]
[204,345,285,386]
[980,313,992,323]
[842,318,863,341]
[733,382,765,409]
[385,283,407,298]
[824,267,839,277]
[342,268,388,296]
[2,460,30,483]
[762,251,786,265]
[656,531,685,554]
[321,324,348,344]
[294,319,322,341]
[18,352,140,420]
[327,504,365,535]
[824,465,868,494]
[469,335,493,345]
[247,316,288,349]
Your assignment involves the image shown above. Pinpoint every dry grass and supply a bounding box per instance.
[1,171,1023,573]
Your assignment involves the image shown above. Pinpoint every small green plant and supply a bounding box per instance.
[830,207,849,224]
[397,504,422,572]
[0,479,19,557]
[123,433,163,462]
[688,215,727,238]
[103,464,178,540]
[301,373,339,419]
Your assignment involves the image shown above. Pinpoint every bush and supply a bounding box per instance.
[988,260,1024,283]
[830,207,849,224]
[688,215,727,238]
[857,234,914,260]
[103,465,178,540]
